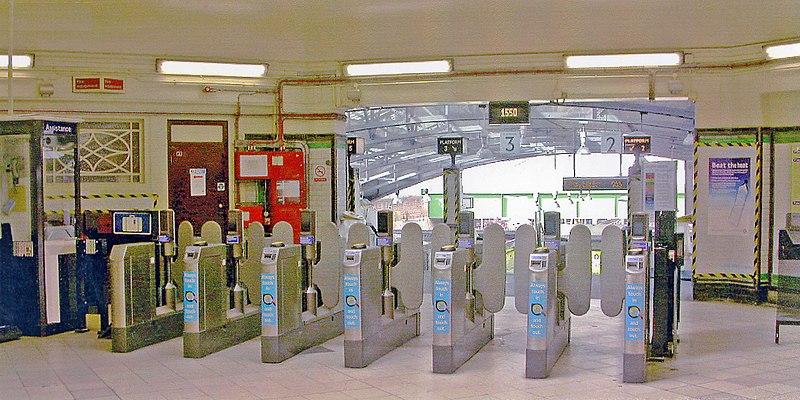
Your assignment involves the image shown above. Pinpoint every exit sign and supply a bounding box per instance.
[488,101,530,125]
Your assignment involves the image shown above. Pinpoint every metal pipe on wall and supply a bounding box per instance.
[7,0,14,115]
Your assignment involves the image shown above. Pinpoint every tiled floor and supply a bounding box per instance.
[1,293,797,400]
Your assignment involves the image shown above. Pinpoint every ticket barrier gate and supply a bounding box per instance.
[600,217,651,383]
[431,220,506,374]
[85,209,185,352]
[261,214,344,363]
[513,219,591,379]
[108,210,188,352]
[343,214,425,368]
[623,248,649,383]
[183,213,262,358]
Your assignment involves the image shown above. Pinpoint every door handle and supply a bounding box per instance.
[218,203,224,209]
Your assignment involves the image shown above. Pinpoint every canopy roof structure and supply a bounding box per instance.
[346,100,694,200]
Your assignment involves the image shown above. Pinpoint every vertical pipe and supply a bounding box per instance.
[767,129,775,287]
[8,0,14,115]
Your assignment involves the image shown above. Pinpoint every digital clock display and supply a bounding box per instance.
[489,101,529,125]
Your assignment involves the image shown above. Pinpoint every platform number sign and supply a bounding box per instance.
[504,131,521,153]
[601,132,622,153]
[437,137,464,155]
[623,135,651,154]
[346,137,364,155]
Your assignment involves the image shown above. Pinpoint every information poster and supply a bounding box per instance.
[433,279,451,334]
[708,157,751,236]
[641,160,677,215]
[793,146,800,213]
[189,168,207,197]
[528,281,547,338]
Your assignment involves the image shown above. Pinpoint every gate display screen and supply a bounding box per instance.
[112,212,152,235]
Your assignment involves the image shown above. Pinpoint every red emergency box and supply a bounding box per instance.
[235,151,306,242]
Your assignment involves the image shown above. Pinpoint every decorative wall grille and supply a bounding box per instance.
[45,121,143,183]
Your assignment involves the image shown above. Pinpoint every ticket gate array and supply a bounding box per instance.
[431,213,507,374]
[183,211,262,358]
[261,211,344,363]
[342,210,425,368]
[108,210,187,352]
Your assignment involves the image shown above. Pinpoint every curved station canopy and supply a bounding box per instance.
[345,100,694,200]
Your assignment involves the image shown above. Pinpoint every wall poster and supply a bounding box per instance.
[708,157,751,236]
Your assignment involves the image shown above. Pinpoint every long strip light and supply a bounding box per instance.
[765,42,800,60]
[0,55,34,69]
[157,60,267,77]
[345,60,452,76]
[565,53,682,69]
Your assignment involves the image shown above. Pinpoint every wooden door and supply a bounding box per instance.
[167,120,228,229]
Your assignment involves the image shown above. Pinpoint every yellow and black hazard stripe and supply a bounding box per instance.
[694,139,761,288]
[347,166,356,212]
[44,208,153,217]
[454,170,461,230]
[45,193,158,202]
[694,273,755,285]
[695,139,757,147]
[754,129,763,287]
[443,168,457,225]
[692,137,698,280]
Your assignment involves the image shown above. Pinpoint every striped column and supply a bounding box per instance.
[347,165,356,212]
[754,129,763,289]
[443,167,461,231]
[692,135,698,281]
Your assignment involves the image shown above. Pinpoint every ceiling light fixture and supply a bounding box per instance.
[577,127,591,155]
[0,54,34,69]
[683,132,695,146]
[157,60,268,78]
[765,42,800,60]
[565,52,683,69]
[344,60,452,77]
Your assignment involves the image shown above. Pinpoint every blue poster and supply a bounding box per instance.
[183,271,198,323]
[528,281,547,338]
[433,279,451,334]
[343,273,361,329]
[708,157,751,235]
[625,283,645,342]
[261,273,277,326]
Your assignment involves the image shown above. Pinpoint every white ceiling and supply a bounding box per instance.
[1,0,799,63]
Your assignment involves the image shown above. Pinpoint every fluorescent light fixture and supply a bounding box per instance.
[0,54,34,69]
[565,53,682,69]
[345,60,452,76]
[364,171,390,183]
[396,172,416,181]
[765,42,800,60]
[157,60,267,77]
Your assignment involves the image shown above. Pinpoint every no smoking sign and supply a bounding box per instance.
[313,165,327,182]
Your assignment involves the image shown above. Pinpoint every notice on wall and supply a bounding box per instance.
[792,146,800,213]
[239,154,269,178]
[641,160,677,220]
[708,157,751,236]
[189,168,207,197]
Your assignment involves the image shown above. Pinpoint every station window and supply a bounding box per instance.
[44,121,144,183]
